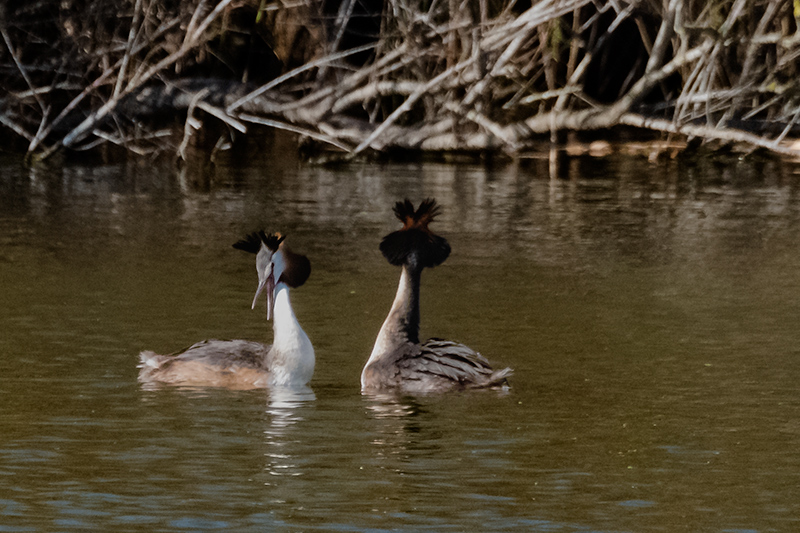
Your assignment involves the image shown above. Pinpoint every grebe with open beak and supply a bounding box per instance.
[138,232,314,389]
[361,199,512,393]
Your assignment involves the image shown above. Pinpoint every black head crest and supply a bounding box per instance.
[260,231,285,252]
[233,231,286,254]
[393,198,442,230]
[232,232,263,254]
[380,198,450,268]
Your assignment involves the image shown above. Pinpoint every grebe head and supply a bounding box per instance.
[271,241,312,290]
[233,232,310,320]
[380,198,451,269]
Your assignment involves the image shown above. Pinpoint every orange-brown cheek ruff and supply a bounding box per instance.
[380,198,451,269]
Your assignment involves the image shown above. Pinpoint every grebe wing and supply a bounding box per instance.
[141,339,271,372]
[402,338,512,386]
[169,339,271,368]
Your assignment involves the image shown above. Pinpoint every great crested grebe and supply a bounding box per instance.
[361,199,512,393]
[138,232,314,389]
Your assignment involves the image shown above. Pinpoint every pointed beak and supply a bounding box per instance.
[252,264,276,320]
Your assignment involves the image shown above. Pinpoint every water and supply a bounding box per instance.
[2,139,800,531]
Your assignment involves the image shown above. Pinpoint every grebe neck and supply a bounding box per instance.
[273,283,300,337]
[269,282,314,387]
[366,264,421,365]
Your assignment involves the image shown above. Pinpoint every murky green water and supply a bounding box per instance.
[2,139,800,531]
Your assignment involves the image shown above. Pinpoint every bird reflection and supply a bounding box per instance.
[267,386,316,425]
[361,392,441,470]
[263,385,315,479]
[363,392,426,422]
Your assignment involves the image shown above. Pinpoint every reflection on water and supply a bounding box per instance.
[363,392,426,420]
[264,386,315,479]
[362,393,428,463]
[268,385,316,413]
[2,142,800,530]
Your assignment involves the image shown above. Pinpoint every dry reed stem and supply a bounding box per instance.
[179,88,209,160]
[38,0,233,160]
[2,0,799,159]
[26,16,182,155]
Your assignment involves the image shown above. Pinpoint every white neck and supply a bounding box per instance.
[362,266,418,387]
[269,282,315,387]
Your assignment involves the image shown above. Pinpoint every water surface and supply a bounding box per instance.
[2,141,800,531]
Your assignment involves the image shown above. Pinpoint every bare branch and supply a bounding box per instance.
[238,114,353,151]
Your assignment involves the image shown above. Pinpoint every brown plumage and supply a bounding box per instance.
[278,247,311,289]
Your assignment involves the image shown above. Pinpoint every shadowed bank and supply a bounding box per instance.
[1,0,799,162]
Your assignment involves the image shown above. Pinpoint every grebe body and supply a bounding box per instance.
[362,199,512,393]
[138,232,314,389]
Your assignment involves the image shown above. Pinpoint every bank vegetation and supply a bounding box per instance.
[1,0,799,161]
